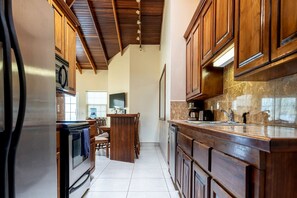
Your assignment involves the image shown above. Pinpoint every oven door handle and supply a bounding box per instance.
[69,171,90,194]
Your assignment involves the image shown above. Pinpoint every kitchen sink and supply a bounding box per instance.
[186,120,246,126]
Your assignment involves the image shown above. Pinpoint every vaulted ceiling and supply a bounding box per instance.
[68,0,164,73]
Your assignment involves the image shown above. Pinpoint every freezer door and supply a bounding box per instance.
[11,0,57,197]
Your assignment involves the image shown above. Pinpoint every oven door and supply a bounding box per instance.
[68,129,91,187]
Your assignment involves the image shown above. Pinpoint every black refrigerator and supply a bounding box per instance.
[0,0,57,197]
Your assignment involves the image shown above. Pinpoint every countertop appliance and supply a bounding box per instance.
[169,124,178,181]
[0,0,56,197]
[198,110,214,121]
[56,54,69,91]
[60,122,91,198]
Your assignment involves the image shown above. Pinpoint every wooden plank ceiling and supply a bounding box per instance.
[70,0,164,72]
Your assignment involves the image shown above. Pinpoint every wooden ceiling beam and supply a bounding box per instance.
[111,0,123,55]
[76,61,82,74]
[86,0,109,66]
[66,0,76,8]
[76,28,97,74]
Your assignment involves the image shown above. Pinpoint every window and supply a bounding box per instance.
[65,94,77,121]
[87,91,107,118]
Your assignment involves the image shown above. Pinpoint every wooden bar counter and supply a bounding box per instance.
[107,114,138,163]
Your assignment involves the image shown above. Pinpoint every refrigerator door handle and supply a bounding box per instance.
[5,0,27,197]
[0,0,13,197]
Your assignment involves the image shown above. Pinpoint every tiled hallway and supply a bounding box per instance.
[84,144,180,198]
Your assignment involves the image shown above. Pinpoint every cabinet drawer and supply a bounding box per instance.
[193,141,211,172]
[211,149,250,198]
[177,132,193,156]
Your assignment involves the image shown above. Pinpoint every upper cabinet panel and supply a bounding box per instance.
[271,0,297,61]
[234,0,270,76]
[53,4,65,58]
[201,0,214,64]
[213,0,234,53]
[192,22,201,96]
[186,38,192,96]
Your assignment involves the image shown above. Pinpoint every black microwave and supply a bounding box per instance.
[55,54,69,91]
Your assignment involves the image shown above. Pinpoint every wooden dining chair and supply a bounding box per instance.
[95,118,109,158]
[134,113,140,158]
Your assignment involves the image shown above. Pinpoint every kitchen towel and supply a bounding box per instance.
[81,128,90,157]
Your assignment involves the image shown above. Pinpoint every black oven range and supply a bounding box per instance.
[59,122,91,198]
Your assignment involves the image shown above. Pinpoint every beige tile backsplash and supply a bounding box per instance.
[204,63,297,127]
[56,92,65,121]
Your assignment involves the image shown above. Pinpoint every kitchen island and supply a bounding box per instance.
[107,114,138,163]
[169,120,297,198]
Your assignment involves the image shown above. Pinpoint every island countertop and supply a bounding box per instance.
[169,120,297,152]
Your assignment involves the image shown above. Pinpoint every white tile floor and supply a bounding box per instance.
[83,143,180,198]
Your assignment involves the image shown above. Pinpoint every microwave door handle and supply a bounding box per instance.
[5,0,27,197]
[0,0,13,197]
[60,65,68,88]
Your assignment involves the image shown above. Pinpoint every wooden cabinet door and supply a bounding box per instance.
[176,146,183,190]
[65,19,76,94]
[192,163,210,198]
[53,3,64,58]
[234,0,270,76]
[210,180,233,198]
[186,37,192,97]
[191,20,201,96]
[201,0,213,65]
[213,0,234,53]
[271,0,297,61]
[182,153,192,198]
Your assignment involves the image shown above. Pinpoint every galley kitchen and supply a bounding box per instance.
[1,0,297,198]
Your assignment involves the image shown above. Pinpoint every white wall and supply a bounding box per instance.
[108,48,130,112]
[76,70,108,120]
[130,45,160,142]
[106,45,161,142]
[158,0,200,158]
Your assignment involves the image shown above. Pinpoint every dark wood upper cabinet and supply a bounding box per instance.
[201,0,214,64]
[234,0,297,80]
[192,22,201,96]
[271,0,297,61]
[65,19,76,94]
[186,20,204,100]
[192,163,211,198]
[53,3,64,58]
[234,0,270,76]
[186,37,192,96]
[213,0,234,53]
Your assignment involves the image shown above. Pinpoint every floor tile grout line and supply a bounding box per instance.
[126,157,135,198]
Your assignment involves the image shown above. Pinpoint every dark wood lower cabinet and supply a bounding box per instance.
[182,154,192,198]
[210,180,233,198]
[176,146,183,190]
[192,163,210,198]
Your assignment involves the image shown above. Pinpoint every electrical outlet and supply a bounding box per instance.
[216,102,220,110]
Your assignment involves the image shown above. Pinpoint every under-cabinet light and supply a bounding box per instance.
[136,10,140,15]
[213,46,234,67]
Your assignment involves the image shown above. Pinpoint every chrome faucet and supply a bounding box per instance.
[221,108,234,122]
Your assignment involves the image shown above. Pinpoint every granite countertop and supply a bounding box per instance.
[169,120,297,152]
